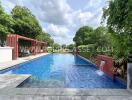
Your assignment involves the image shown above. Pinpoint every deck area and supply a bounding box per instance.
[0,53,49,71]
[0,88,132,100]
[0,74,31,89]
[0,74,131,100]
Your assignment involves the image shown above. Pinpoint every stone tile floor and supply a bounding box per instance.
[0,53,49,70]
[0,88,132,100]
[0,74,31,89]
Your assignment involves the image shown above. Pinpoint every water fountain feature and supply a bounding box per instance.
[96,61,105,76]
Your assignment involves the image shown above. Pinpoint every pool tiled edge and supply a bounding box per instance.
[77,54,96,66]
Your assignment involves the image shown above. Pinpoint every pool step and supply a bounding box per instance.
[18,79,65,88]
[0,74,31,89]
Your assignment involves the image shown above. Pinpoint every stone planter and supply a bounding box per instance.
[127,63,132,89]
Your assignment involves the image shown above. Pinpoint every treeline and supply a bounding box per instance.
[73,0,132,79]
[0,3,54,46]
[73,0,132,62]
[73,26,111,48]
[52,43,75,50]
[73,26,112,58]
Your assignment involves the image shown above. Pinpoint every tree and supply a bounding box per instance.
[0,2,14,46]
[93,27,111,48]
[62,44,66,49]
[73,26,93,46]
[103,0,132,35]
[73,26,111,49]
[67,44,75,50]
[0,4,54,47]
[36,32,54,46]
[53,43,60,50]
[11,6,42,39]
[103,0,132,61]
[11,6,54,46]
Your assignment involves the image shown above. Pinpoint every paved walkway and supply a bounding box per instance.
[0,88,132,100]
[0,53,49,71]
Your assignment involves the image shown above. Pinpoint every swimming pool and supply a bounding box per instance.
[0,53,126,88]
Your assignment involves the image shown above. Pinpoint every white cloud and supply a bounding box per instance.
[47,24,69,38]
[66,9,101,29]
[46,24,75,44]
[1,0,15,13]
[28,0,73,25]
[53,36,73,45]
[1,0,107,44]
[84,0,102,10]
[77,11,93,26]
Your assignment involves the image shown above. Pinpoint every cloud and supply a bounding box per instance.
[53,36,73,45]
[46,24,75,44]
[47,24,69,38]
[84,0,103,10]
[66,9,101,30]
[1,0,107,44]
[1,0,15,13]
[27,0,73,25]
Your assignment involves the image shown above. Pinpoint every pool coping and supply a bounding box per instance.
[0,88,132,100]
[0,74,31,89]
[77,54,97,66]
[0,88,131,96]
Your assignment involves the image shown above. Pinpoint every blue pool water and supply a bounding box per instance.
[0,53,126,88]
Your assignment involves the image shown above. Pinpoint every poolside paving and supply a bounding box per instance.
[0,88,132,100]
[0,74,31,89]
[0,53,49,71]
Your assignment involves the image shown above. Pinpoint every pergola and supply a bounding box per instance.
[6,34,47,60]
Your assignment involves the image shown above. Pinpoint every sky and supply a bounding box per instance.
[1,0,108,45]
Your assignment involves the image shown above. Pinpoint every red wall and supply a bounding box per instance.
[6,34,47,60]
[96,55,114,78]
[6,34,18,60]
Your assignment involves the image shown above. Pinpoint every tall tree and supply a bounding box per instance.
[67,44,75,50]
[103,0,132,60]
[53,43,60,50]
[36,32,54,46]
[73,26,93,46]
[73,26,110,49]
[0,2,14,46]
[62,44,67,49]
[11,6,42,39]
[93,27,111,48]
